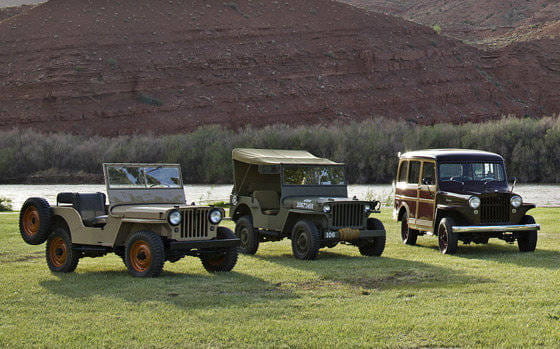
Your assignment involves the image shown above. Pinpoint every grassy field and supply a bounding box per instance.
[1,209,559,347]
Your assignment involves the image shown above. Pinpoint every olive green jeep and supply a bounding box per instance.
[19,163,240,277]
[230,149,386,260]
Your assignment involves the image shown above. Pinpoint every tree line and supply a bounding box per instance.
[1,117,559,184]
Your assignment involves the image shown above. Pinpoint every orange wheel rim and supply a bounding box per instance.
[49,237,67,267]
[23,206,40,237]
[129,240,152,272]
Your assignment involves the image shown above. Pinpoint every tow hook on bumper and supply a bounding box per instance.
[452,224,540,233]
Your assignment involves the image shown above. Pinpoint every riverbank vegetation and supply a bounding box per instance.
[0,197,12,211]
[1,208,559,346]
[1,116,559,184]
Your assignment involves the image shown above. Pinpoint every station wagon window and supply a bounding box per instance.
[421,162,436,185]
[438,162,506,190]
[398,161,408,182]
[284,166,345,186]
[107,165,182,189]
[408,161,421,184]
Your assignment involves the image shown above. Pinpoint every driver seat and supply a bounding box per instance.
[57,192,108,227]
[253,191,280,215]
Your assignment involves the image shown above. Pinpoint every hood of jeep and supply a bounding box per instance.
[283,196,372,210]
[110,204,209,219]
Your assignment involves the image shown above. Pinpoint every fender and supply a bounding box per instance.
[282,210,328,235]
[395,202,410,221]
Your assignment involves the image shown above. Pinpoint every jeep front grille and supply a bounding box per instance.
[181,208,210,239]
[480,195,510,224]
[332,203,364,227]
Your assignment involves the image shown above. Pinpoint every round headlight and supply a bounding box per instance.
[209,209,223,224]
[364,204,372,212]
[511,195,522,208]
[168,210,182,226]
[323,204,331,213]
[469,196,481,209]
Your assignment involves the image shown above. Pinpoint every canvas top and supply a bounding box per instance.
[232,148,342,166]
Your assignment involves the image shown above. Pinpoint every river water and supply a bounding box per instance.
[1,184,559,211]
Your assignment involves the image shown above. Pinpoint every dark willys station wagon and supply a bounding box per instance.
[230,148,386,260]
[394,149,540,254]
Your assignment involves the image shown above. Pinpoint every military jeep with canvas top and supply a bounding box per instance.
[19,163,240,277]
[394,149,540,254]
[230,148,386,260]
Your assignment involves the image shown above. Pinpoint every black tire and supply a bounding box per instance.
[200,227,239,272]
[46,226,80,273]
[235,215,259,255]
[291,220,321,260]
[125,231,165,277]
[358,218,386,256]
[438,217,458,255]
[401,212,417,245]
[518,215,538,252]
[19,197,52,245]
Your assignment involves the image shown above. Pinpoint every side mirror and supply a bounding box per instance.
[422,177,433,185]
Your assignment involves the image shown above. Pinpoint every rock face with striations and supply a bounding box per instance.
[0,0,531,135]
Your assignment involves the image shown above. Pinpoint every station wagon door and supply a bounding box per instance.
[417,161,437,230]
[395,160,420,224]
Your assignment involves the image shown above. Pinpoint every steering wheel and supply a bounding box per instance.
[450,176,464,183]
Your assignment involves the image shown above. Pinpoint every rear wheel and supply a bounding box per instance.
[518,215,537,252]
[401,212,417,245]
[201,227,239,272]
[235,215,259,255]
[20,197,52,245]
[125,231,165,277]
[46,226,80,273]
[358,218,386,256]
[438,217,458,255]
[291,220,321,260]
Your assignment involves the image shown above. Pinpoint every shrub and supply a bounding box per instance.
[0,197,12,211]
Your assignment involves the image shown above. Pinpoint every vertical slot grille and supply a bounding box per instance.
[480,195,510,224]
[332,203,364,227]
[181,208,210,239]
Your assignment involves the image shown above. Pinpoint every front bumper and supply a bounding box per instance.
[452,224,540,233]
[168,238,240,250]
[324,228,386,241]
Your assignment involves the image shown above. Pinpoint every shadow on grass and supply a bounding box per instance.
[39,267,297,309]
[253,252,492,291]
[411,239,560,270]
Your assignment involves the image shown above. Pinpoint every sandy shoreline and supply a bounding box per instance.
[0,0,45,9]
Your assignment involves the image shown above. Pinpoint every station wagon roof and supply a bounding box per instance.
[232,148,342,165]
[400,149,504,162]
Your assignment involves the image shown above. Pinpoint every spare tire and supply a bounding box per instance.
[19,197,52,245]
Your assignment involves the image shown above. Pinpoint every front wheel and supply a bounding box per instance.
[46,226,80,273]
[438,217,458,255]
[201,227,239,272]
[517,215,537,252]
[401,212,417,245]
[291,220,321,260]
[125,231,165,277]
[358,218,386,256]
[235,215,259,255]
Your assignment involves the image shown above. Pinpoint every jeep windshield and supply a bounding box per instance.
[438,162,507,191]
[106,165,183,189]
[283,166,346,186]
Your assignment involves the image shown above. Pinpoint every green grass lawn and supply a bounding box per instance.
[1,209,559,347]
